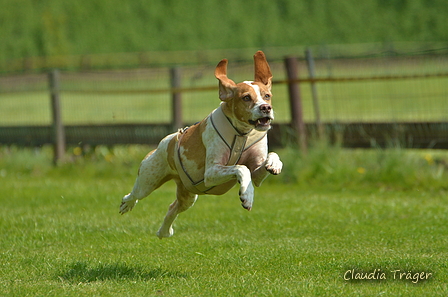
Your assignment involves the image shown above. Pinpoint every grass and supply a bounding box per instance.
[0,145,447,296]
[2,0,448,67]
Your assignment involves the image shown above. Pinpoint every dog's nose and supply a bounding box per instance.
[260,104,272,113]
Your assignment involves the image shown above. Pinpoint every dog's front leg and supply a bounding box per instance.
[252,152,283,187]
[204,164,254,210]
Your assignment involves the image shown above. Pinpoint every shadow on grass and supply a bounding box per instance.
[57,261,187,283]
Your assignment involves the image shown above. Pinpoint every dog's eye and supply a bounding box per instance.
[242,95,251,102]
[264,94,271,100]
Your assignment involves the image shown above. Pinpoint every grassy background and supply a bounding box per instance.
[1,0,448,66]
[0,145,447,296]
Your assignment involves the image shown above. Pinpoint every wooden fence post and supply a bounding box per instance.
[170,67,183,131]
[305,48,324,139]
[49,69,66,164]
[284,56,307,153]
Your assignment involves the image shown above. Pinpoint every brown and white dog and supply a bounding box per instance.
[119,51,282,238]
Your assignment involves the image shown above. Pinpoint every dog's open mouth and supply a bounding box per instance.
[249,117,272,129]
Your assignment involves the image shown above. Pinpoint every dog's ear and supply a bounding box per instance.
[215,59,236,101]
[254,51,272,91]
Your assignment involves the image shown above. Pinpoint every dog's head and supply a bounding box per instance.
[215,51,274,132]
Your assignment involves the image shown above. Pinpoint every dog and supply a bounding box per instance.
[119,51,283,238]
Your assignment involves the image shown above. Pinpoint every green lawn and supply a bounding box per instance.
[0,145,447,296]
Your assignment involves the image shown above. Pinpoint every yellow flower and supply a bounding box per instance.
[357,167,366,174]
[424,154,434,165]
[105,153,114,163]
[73,147,82,156]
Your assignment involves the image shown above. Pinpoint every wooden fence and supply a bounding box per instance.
[1,51,448,163]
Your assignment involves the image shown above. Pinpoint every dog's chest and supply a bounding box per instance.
[174,108,267,195]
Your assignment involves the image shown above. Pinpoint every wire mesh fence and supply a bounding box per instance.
[0,48,447,150]
[301,55,448,123]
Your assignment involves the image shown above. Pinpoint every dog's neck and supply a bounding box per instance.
[220,102,254,135]
[210,105,266,149]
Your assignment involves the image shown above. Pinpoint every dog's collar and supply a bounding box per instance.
[210,106,267,164]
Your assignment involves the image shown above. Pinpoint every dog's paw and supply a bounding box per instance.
[265,152,282,175]
[157,226,174,239]
[119,194,138,214]
[239,181,254,211]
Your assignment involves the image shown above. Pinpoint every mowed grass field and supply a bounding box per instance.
[0,145,447,296]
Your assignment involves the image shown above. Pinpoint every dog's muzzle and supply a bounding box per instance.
[249,104,274,130]
[249,117,273,130]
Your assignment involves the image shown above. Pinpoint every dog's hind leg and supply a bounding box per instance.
[157,182,197,239]
[119,137,174,214]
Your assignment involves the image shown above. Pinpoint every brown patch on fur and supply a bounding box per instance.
[144,149,156,159]
[253,51,273,88]
[179,121,207,172]
[205,179,237,195]
[237,143,266,172]
[234,83,258,122]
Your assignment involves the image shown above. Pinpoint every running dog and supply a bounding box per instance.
[119,51,282,238]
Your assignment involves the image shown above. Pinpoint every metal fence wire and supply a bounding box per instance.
[0,49,447,150]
